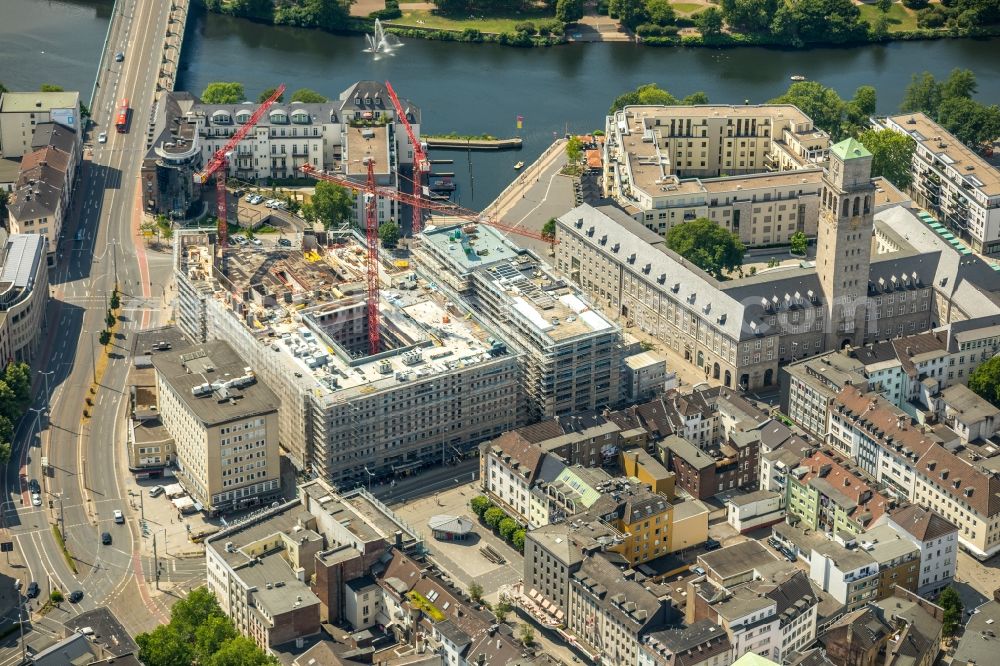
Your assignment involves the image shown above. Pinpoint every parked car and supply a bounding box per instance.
[113,510,124,524]
[149,485,164,498]
[114,51,124,62]
[244,193,255,203]
[26,582,39,598]
[68,590,84,603]
[277,238,292,247]
[691,566,706,576]
[28,479,40,493]
[98,132,107,144]
[704,538,721,551]
[31,493,41,507]
[101,532,112,545]
[265,199,277,208]
[250,238,262,246]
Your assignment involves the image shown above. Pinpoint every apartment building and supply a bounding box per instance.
[660,433,758,500]
[6,122,81,260]
[808,541,879,612]
[827,387,941,501]
[414,221,622,420]
[590,481,674,565]
[937,383,1000,445]
[727,490,785,533]
[480,429,568,528]
[818,607,892,666]
[567,552,674,664]
[881,504,957,597]
[871,589,944,666]
[152,339,282,514]
[780,351,868,439]
[145,82,419,221]
[603,104,830,244]
[883,112,1000,255]
[0,234,48,365]
[862,524,921,600]
[0,91,81,158]
[639,621,733,666]
[786,449,890,536]
[174,231,519,487]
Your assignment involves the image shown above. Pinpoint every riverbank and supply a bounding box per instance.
[204,2,1000,49]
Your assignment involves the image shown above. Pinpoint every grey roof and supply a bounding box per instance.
[434,619,471,648]
[940,384,1000,422]
[812,540,876,572]
[729,489,781,507]
[151,339,279,426]
[571,553,668,631]
[698,540,777,581]
[0,234,44,290]
[643,620,731,666]
[242,552,321,617]
[62,607,138,657]
[952,600,1000,666]
[662,434,715,470]
[0,91,79,113]
[31,121,78,154]
[7,177,59,220]
[863,524,919,565]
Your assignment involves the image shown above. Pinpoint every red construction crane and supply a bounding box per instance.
[194,83,287,250]
[362,158,381,355]
[384,81,429,235]
[298,163,555,244]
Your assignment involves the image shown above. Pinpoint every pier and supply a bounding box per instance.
[424,137,523,151]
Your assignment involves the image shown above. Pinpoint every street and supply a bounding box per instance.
[0,0,181,652]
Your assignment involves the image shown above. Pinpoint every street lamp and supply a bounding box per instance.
[37,369,54,409]
[15,580,25,664]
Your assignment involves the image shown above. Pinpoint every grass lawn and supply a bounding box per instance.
[392,8,554,32]
[858,2,919,31]
[671,1,705,13]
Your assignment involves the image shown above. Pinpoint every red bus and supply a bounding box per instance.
[115,98,130,133]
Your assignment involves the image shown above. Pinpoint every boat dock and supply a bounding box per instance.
[424,137,523,151]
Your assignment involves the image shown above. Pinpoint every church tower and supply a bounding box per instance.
[816,138,875,351]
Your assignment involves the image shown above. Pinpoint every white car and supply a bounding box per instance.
[251,237,262,246]
[98,132,107,144]
[244,193,255,203]
[31,493,41,507]
[113,509,124,524]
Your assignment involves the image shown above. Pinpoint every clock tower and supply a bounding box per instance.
[816,138,875,351]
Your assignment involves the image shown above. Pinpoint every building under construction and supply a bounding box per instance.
[174,231,519,487]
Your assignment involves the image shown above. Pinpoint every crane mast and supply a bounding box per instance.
[363,158,381,355]
[384,81,429,235]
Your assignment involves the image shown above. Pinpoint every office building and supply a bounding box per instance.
[0,234,48,364]
[879,504,957,597]
[0,90,81,158]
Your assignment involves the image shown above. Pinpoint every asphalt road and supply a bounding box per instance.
[0,0,179,644]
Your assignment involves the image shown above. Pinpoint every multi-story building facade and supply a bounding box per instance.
[808,541,879,612]
[152,339,282,514]
[639,621,733,666]
[414,221,623,420]
[0,91,81,158]
[882,505,957,597]
[883,112,1000,255]
[780,344,868,440]
[786,449,889,535]
[0,234,48,364]
[863,524,921,600]
[175,231,520,487]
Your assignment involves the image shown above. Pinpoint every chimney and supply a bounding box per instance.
[395,530,403,550]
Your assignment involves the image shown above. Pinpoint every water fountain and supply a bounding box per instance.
[365,19,402,55]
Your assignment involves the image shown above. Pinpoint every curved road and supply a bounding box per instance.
[1,0,177,635]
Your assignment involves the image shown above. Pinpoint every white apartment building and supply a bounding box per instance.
[882,504,958,597]
[0,91,81,158]
[809,541,879,611]
[152,339,282,514]
[883,113,1000,256]
[603,104,829,245]
[0,234,48,365]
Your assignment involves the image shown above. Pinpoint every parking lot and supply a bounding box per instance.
[392,481,522,602]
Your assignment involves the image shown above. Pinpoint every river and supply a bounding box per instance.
[3,0,999,206]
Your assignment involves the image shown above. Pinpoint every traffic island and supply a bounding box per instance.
[51,524,78,574]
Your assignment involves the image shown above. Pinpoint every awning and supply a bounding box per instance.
[172,496,195,511]
[164,483,185,498]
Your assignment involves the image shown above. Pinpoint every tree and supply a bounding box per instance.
[556,0,585,23]
[257,87,285,103]
[512,529,526,551]
[200,82,246,104]
[937,97,1000,148]
[857,128,917,188]
[195,615,238,662]
[609,0,648,28]
[5,363,30,405]
[310,181,354,229]
[770,81,850,138]
[49,589,63,604]
[851,85,878,117]
[695,6,724,35]
[470,495,492,518]
[937,586,963,636]
[566,136,584,162]
[39,84,64,92]
[941,67,978,100]
[0,442,10,465]
[790,231,808,255]
[876,0,893,11]
[99,330,112,346]
[498,517,518,541]
[720,0,779,33]
[379,221,400,249]
[541,218,557,241]
[518,623,536,646]
[770,0,866,46]
[901,71,943,117]
[493,596,513,623]
[609,84,680,114]
[682,92,710,106]
[0,82,6,94]
[666,218,745,280]
[469,581,484,603]
[110,289,121,310]
[290,88,328,103]
[137,625,193,666]
[205,636,278,666]
[969,355,1000,409]
[483,507,506,530]
[645,0,676,25]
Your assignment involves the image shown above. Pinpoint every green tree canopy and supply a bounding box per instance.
[556,0,585,23]
[937,97,1000,148]
[769,82,873,139]
[205,636,278,666]
[790,231,808,255]
[666,218,745,280]
[609,83,680,113]
[469,581,484,602]
[379,221,400,248]
[695,7,724,35]
[682,91,710,106]
[645,0,676,25]
[290,88,328,103]
[770,0,866,47]
[609,0,648,28]
[901,71,943,117]
[937,587,963,636]
[201,82,246,104]
[483,507,506,529]
[309,181,355,229]
[257,87,285,103]
[969,355,1000,409]
[857,128,917,188]
[541,218,557,240]
[719,0,778,32]
[470,495,492,517]
[566,136,584,161]
[40,84,64,92]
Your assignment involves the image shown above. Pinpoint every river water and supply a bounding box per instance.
[3,0,999,206]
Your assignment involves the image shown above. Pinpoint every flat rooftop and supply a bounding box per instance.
[0,90,79,113]
[888,112,1000,197]
[151,339,280,426]
[345,125,390,176]
[698,540,777,582]
[421,221,521,273]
